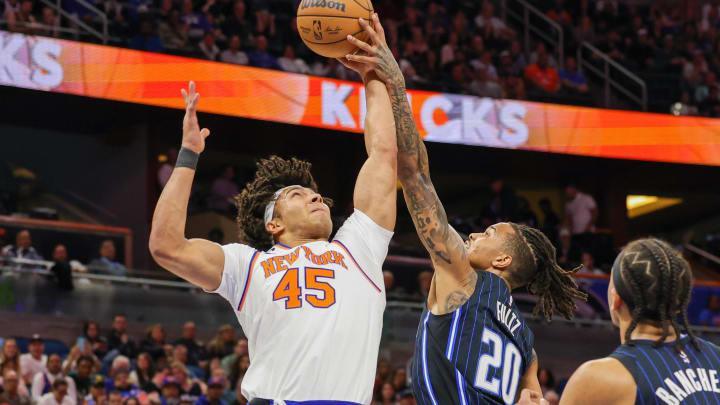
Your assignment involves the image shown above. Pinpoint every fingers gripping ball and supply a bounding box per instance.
[297,0,373,58]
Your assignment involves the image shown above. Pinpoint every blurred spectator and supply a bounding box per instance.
[382,271,406,300]
[122,397,139,405]
[78,321,108,359]
[140,325,166,362]
[525,52,561,94]
[199,31,220,61]
[206,369,233,405]
[180,0,211,41]
[515,197,538,228]
[129,20,164,53]
[508,40,527,75]
[698,295,720,327]
[470,50,498,81]
[573,16,596,45]
[158,11,190,50]
[128,353,156,393]
[20,335,46,385]
[412,271,432,303]
[10,0,38,34]
[0,369,31,405]
[546,0,572,26]
[247,35,279,70]
[220,36,248,65]
[391,368,407,393]
[106,391,122,405]
[50,244,74,291]
[31,354,77,404]
[474,2,514,42]
[538,368,557,398]
[227,355,248,391]
[2,229,44,262]
[557,227,579,266]
[169,362,203,402]
[208,165,239,212]
[529,43,558,70]
[564,185,598,235]
[89,240,126,277]
[219,339,246,378]
[194,377,226,405]
[441,32,460,68]
[230,377,246,405]
[374,382,395,405]
[174,322,203,367]
[107,314,137,360]
[157,148,178,190]
[82,375,106,405]
[106,364,140,398]
[68,356,94,401]
[277,45,309,74]
[37,7,59,37]
[397,390,414,405]
[1,338,21,378]
[221,0,251,49]
[470,66,504,98]
[558,57,589,93]
[37,379,74,405]
[576,252,604,275]
[539,198,561,245]
[486,179,518,223]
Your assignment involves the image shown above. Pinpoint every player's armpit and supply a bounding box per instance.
[559,358,636,405]
[151,237,224,291]
[517,350,541,398]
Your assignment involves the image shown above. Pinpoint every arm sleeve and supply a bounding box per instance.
[333,209,394,278]
[204,243,257,308]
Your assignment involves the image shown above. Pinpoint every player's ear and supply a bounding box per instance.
[492,254,512,270]
[265,218,285,237]
[609,288,624,311]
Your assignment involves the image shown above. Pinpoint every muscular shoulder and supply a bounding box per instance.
[560,358,635,405]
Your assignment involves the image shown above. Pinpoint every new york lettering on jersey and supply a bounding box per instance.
[609,337,720,405]
[211,210,392,403]
[412,271,534,405]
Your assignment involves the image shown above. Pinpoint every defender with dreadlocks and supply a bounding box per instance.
[149,75,397,403]
[560,238,720,405]
[343,15,587,405]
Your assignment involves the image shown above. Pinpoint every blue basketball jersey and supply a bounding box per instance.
[411,271,535,405]
[608,336,720,404]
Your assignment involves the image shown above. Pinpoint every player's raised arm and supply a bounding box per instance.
[346,16,470,280]
[338,19,397,232]
[149,81,224,291]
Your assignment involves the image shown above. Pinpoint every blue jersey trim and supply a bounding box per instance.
[446,307,462,361]
[422,312,440,405]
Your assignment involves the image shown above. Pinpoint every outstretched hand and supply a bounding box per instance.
[180,81,211,154]
[516,389,549,405]
[337,13,404,87]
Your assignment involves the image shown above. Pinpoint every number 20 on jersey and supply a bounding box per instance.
[273,267,336,309]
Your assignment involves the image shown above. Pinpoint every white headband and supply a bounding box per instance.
[264,185,301,226]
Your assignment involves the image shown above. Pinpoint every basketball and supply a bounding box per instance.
[296,0,374,58]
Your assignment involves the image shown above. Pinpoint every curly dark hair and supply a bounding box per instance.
[234,156,333,251]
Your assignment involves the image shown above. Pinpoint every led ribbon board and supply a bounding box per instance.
[2,30,720,166]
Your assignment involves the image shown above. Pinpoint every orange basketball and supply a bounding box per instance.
[297,0,374,58]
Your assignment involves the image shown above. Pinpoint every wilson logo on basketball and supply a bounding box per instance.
[312,20,323,40]
[300,0,346,12]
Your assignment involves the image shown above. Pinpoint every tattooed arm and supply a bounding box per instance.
[346,15,475,313]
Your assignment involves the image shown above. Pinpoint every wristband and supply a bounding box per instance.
[176,147,199,170]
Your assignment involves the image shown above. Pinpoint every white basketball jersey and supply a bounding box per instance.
[209,209,392,404]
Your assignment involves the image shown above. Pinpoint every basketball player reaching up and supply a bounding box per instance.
[149,75,397,404]
[559,238,720,405]
[342,15,587,405]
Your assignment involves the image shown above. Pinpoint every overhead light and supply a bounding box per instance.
[627,195,682,218]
